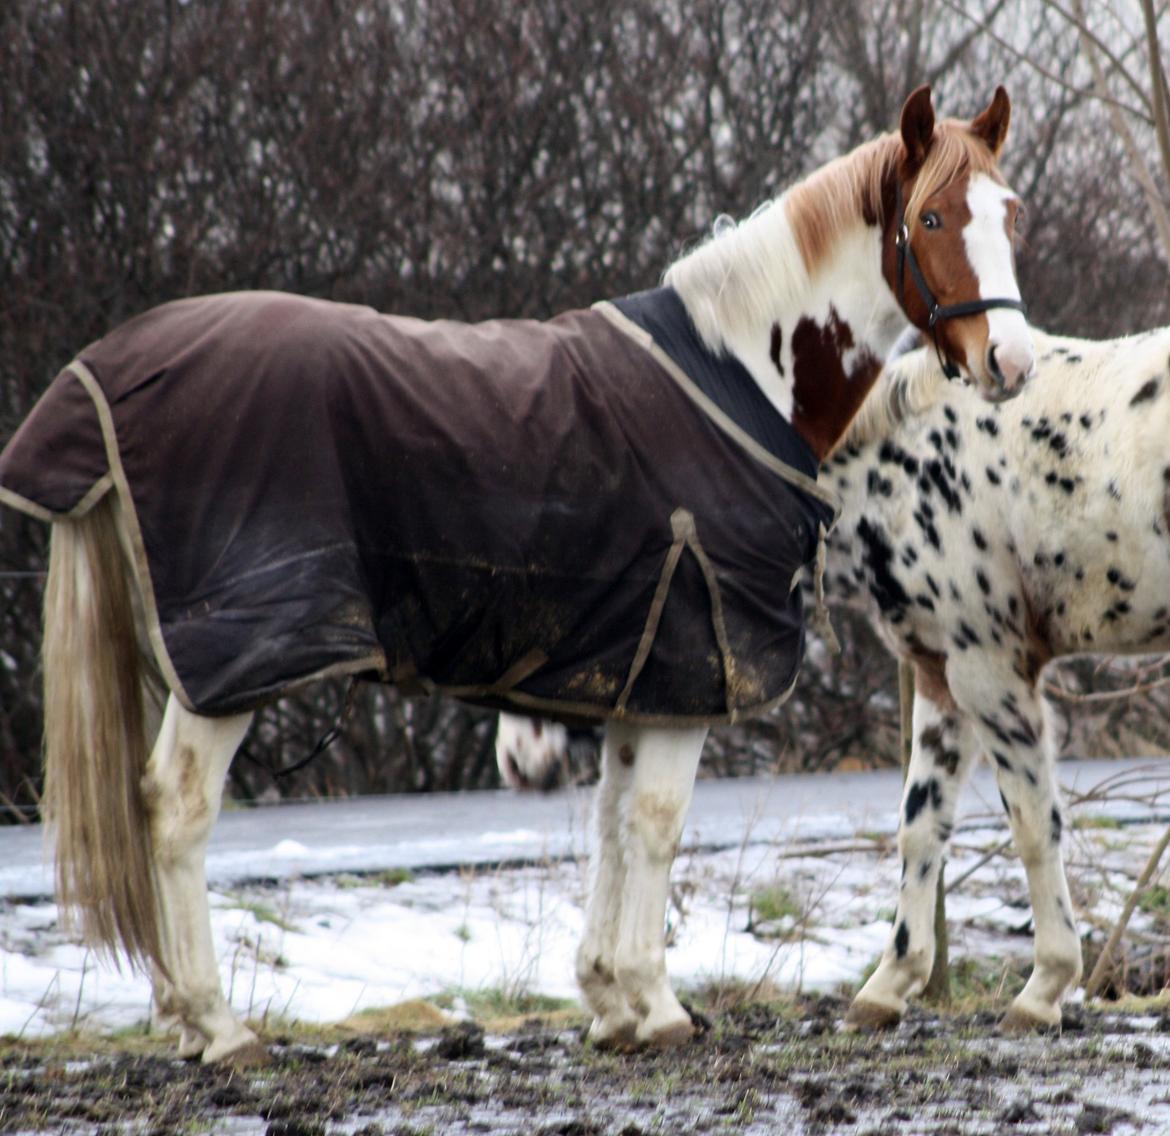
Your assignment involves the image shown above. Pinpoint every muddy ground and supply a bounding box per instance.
[4,993,1170,1135]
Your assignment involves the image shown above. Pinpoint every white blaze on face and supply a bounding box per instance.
[963,174,1034,389]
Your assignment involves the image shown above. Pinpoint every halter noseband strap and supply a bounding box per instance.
[893,182,1027,382]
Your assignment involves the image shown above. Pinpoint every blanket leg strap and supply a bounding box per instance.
[239,678,360,782]
[616,509,738,719]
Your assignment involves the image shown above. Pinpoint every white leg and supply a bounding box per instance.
[847,694,980,1028]
[949,657,1081,1028]
[577,722,707,1046]
[141,683,203,1052]
[576,722,640,1045]
[617,724,706,1045]
[983,697,1082,1029]
[142,694,256,1063]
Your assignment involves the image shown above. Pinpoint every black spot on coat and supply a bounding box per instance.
[895,920,910,959]
[857,518,911,615]
[905,780,929,825]
[1131,378,1159,405]
[924,460,962,514]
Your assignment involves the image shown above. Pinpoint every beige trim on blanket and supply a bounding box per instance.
[0,472,113,522]
[0,486,57,524]
[678,510,740,716]
[614,508,745,719]
[593,300,842,522]
[486,672,802,729]
[68,359,394,717]
[67,360,199,713]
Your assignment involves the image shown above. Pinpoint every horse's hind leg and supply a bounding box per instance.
[847,692,980,1029]
[143,693,256,1063]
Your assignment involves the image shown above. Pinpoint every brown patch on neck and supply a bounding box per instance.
[790,307,882,459]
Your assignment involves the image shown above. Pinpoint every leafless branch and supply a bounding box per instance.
[938,0,1150,121]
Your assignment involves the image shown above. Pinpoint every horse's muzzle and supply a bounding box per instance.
[985,338,1034,400]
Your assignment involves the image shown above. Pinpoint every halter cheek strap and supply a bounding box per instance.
[893,183,1027,382]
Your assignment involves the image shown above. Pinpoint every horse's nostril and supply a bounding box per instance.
[985,341,1033,396]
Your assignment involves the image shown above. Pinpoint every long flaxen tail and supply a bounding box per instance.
[41,492,164,973]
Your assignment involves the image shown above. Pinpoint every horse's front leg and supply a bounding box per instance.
[143,694,258,1063]
[964,679,1081,1029]
[847,689,981,1029]
[576,721,706,1047]
[576,722,639,1045]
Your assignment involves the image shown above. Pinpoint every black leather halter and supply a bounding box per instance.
[894,182,1027,381]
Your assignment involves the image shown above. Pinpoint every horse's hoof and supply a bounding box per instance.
[202,1031,268,1066]
[643,1018,696,1048]
[842,999,902,1032]
[999,1004,1060,1033]
[177,1027,208,1061]
[586,1018,638,1052]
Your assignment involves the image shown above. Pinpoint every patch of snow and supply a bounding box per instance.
[0,759,1164,1040]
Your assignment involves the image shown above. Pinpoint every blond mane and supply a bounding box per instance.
[665,118,1004,352]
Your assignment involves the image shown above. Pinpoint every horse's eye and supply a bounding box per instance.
[921,211,941,231]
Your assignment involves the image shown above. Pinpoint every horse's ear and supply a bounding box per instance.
[899,85,935,173]
[970,86,1011,156]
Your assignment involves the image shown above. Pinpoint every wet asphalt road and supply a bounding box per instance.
[0,756,1162,900]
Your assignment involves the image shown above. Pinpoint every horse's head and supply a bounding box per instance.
[884,85,1032,402]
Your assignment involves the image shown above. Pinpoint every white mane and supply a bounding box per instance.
[663,195,810,352]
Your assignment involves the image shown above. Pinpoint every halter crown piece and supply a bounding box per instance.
[893,182,1026,382]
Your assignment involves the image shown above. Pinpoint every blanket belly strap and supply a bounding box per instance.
[395,647,550,702]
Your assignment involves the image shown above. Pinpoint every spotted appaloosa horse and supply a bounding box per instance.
[6,86,1029,1063]
[503,324,1170,1035]
[828,327,1170,1031]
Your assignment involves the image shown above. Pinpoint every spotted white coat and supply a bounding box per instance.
[832,325,1170,1029]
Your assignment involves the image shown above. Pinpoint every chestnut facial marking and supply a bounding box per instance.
[962,175,1032,394]
[888,169,1029,408]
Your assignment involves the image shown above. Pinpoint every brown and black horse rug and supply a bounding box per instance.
[1,287,835,724]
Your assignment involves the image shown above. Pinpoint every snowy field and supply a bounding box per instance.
[1,758,1168,1040]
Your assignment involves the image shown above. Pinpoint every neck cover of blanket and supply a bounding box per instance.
[0,289,839,725]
